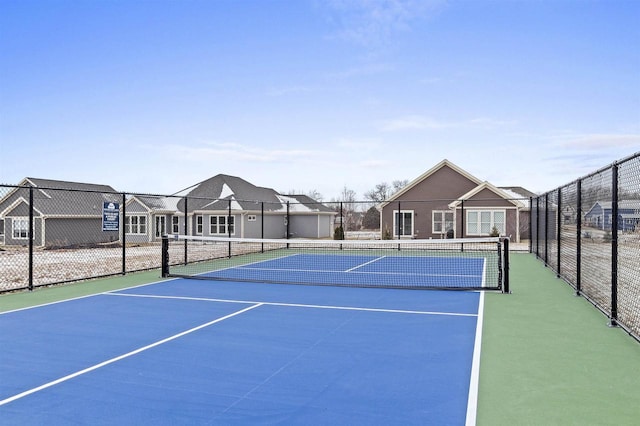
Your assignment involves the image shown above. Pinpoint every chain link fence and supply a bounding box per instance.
[0,182,530,293]
[531,152,640,342]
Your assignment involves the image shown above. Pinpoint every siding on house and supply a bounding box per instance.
[0,179,120,247]
[381,160,529,242]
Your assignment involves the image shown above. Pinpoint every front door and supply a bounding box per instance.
[155,216,166,239]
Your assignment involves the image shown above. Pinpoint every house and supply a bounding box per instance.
[584,200,640,231]
[130,174,336,240]
[379,160,529,242]
[0,178,120,247]
[124,195,182,244]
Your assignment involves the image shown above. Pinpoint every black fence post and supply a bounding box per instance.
[228,199,232,257]
[544,192,549,266]
[286,201,290,239]
[121,192,126,275]
[557,188,562,278]
[610,163,619,327]
[461,199,465,238]
[529,196,533,254]
[535,197,540,257]
[576,179,582,296]
[397,201,401,240]
[261,202,264,253]
[28,186,34,291]
[183,197,188,265]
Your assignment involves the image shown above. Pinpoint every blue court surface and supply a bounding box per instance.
[0,279,484,425]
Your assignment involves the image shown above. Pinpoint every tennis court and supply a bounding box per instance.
[0,237,502,424]
[1,280,484,424]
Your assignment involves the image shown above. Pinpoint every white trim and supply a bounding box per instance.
[125,214,148,235]
[393,210,415,237]
[381,159,484,208]
[432,210,454,235]
[449,182,525,209]
[466,209,506,236]
[465,292,485,426]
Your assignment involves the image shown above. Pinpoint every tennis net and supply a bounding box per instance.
[161,235,509,291]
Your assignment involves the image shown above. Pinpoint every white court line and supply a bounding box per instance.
[106,292,478,318]
[0,303,263,407]
[234,266,482,278]
[344,256,386,272]
[465,291,485,426]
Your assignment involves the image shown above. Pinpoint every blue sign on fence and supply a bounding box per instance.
[102,202,120,231]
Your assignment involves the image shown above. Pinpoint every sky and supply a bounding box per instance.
[1,0,639,201]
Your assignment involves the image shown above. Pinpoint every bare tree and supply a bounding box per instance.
[365,180,408,203]
[364,182,392,203]
[282,189,324,202]
[331,186,358,231]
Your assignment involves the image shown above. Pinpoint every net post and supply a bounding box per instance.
[161,235,169,278]
[502,237,510,293]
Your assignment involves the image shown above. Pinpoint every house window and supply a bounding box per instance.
[196,215,203,235]
[210,215,235,235]
[393,210,414,237]
[125,215,147,235]
[12,218,29,239]
[172,216,180,234]
[466,210,505,236]
[433,211,454,234]
[248,215,257,222]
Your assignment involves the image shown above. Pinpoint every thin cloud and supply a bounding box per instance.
[380,115,450,131]
[380,115,515,131]
[556,133,640,149]
[160,142,326,164]
[266,85,315,97]
[323,0,445,47]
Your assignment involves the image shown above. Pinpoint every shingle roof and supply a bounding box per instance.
[1,178,119,216]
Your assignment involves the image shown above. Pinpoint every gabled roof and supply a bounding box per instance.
[448,182,525,209]
[179,174,282,212]
[23,177,116,193]
[0,177,119,217]
[381,159,484,207]
[499,186,538,199]
[177,174,334,214]
[277,194,335,213]
[128,195,181,213]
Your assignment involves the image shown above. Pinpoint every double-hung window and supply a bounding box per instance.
[210,215,235,235]
[466,210,505,235]
[432,211,454,234]
[195,215,203,235]
[172,216,180,234]
[125,215,147,235]
[12,218,29,239]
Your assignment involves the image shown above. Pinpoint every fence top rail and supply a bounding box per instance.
[535,151,639,199]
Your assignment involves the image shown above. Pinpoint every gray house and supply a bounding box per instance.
[130,174,336,240]
[584,200,640,231]
[0,178,120,247]
[124,195,182,243]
